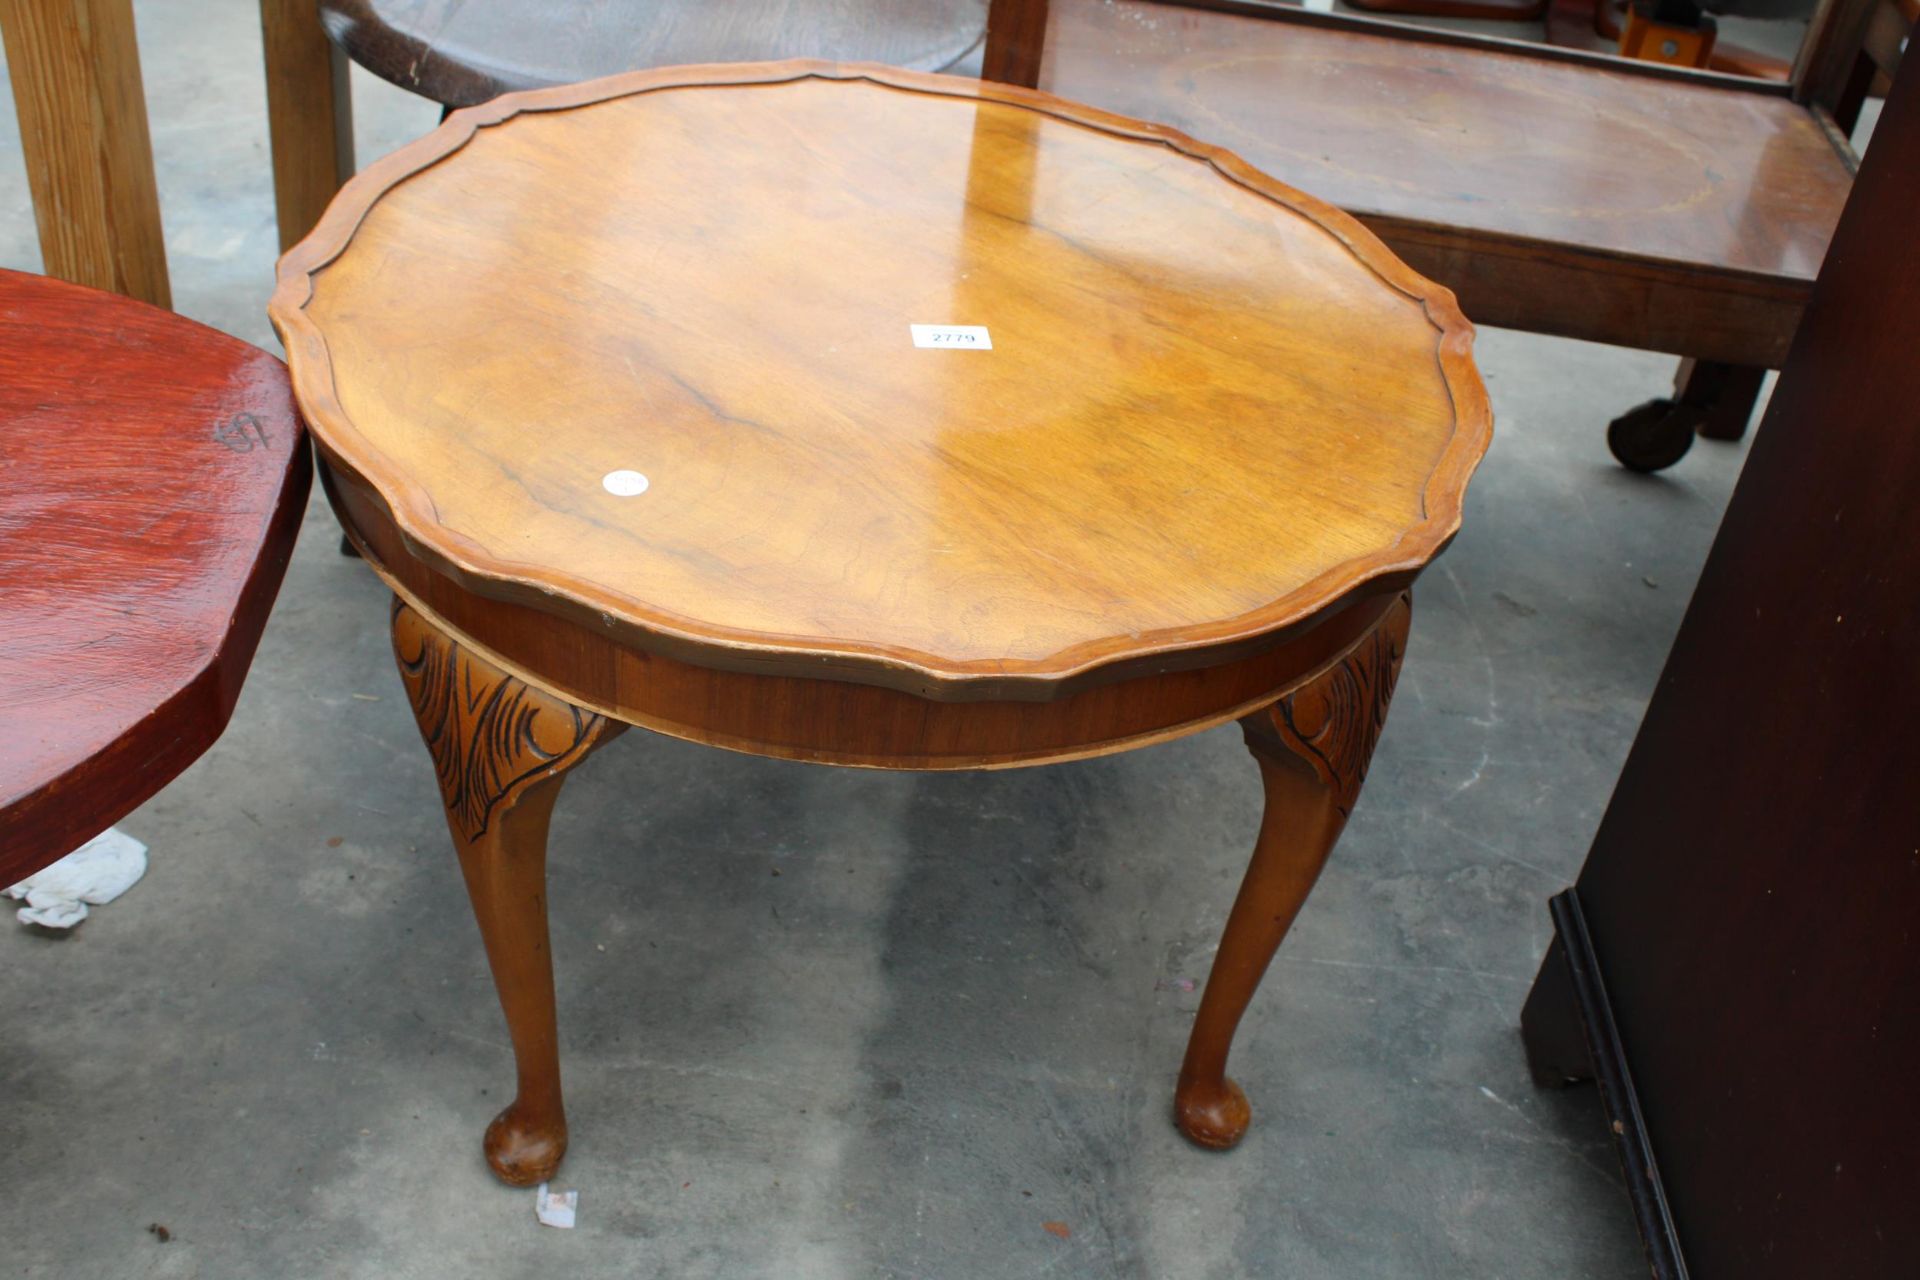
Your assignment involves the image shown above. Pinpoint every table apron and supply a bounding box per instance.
[326,466,1403,771]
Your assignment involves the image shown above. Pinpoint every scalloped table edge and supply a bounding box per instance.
[270,58,1491,702]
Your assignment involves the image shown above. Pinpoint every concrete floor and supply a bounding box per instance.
[0,3,1787,1276]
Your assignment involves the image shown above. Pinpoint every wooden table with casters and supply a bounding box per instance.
[981,0,1891,473]
[0,269,310,888]
[269,61,1491,1185]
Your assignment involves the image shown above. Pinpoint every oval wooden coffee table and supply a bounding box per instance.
[271,61,1490,1186]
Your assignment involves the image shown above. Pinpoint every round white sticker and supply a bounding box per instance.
[602,469,650,497]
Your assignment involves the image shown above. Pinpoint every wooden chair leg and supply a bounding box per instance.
[0,0,170,307]
[983,0,1049,87]
[1175,594,1411,1149]
[390,597,623,1185]
[259,0,354,252]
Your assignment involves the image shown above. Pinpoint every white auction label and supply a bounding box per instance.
[910,324,992,350]
[602,469,650,496]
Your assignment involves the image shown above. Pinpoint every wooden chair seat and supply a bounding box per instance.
[1037,0,1855,368]
[316,0,990,107]
[0,270,310,888]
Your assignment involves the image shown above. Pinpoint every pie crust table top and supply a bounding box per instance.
[271,61,1489,701]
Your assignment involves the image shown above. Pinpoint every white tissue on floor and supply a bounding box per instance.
[5,827,149,929]
[534,1182,577,1229]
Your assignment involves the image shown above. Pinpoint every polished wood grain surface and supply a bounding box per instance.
[0,270,310,886]
[0,0,169,306]
[1038,0,1851,285]
[274,62,1487,699]
[317,0,989,107]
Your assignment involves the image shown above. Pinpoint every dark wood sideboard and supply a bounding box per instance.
[1520,58,1920,1280]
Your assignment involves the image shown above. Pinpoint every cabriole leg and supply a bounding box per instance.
[391,597,623,1184]
[1175,594,1411,1148]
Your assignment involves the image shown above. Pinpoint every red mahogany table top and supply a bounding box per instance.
[0,269,311,886]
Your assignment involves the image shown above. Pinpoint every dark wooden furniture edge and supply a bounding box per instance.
[1808,103,1865,172]
[1369,216,1818,298]
[1007,0,1844,363]
[1522,58,1920,1268]
[1083,0,1797,92]
[1372,220,1811,365]
[1795,0,1884,118]
[1522,890,1688,1280]
[272,58,1491,701]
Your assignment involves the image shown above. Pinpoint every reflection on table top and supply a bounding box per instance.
[276,64,1487,690]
